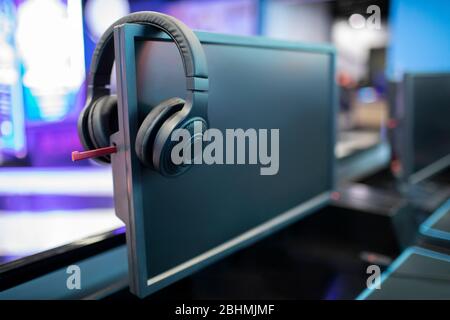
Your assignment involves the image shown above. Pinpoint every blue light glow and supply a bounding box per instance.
[388,0,450,79]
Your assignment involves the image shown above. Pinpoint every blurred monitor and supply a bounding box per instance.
[0,0,86,167]
[0,0,26,161]
[115,25,335,297]
[397,73,450,184]
[0,0,118,266]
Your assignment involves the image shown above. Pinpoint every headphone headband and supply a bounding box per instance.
[88,11,209,94]
[78,11,209,171]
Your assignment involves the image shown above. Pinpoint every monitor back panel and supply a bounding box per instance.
[113,25,336,297]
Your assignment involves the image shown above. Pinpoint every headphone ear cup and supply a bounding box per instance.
[88,95,118,149]
[135,97,185,167]
[78,102,96,152]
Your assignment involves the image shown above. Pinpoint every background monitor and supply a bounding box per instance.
[0,0,26,161]
[0,0,260,265]
[399,72,450,184]
[114,25,336,297]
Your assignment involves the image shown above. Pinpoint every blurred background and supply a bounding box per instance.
[0,0,449,264]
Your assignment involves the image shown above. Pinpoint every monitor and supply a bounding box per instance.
[0,0,26,160]
[112,24,336,297]
[397,73,450,184]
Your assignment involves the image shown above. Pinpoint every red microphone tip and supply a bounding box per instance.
[72,145,117,161]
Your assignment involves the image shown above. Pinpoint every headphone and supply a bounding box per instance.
[78,11,209,177]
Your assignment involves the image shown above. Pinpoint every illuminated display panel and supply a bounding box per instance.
[402,73,450,184]
[16,0,85,122]
[0,0,25,159]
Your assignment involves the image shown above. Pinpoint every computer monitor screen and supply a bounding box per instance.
[0,0,25,160]
[114,25,335,297]
[403,73,450,183]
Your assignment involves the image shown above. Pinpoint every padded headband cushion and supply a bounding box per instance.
[90,11,208,88]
